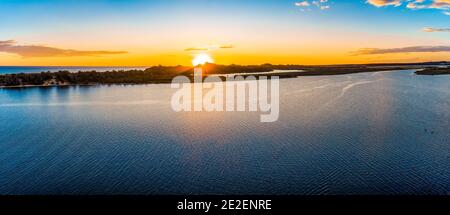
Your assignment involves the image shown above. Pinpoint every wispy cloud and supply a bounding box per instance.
[295,1,310,7]
[295,0,331,10]
[219,45,234,49]
[367,0,450,12]
[407,0,428,9]
[352,46,450,55]
[0,40,127,58]
[366,0,403,7]
[430,0,450,9]
[185,44,234,52]
[423,27,450,32]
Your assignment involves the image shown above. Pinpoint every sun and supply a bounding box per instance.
[192,53,214,66]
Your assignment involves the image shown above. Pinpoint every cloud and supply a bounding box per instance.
[430,0,450,9]
[219,45,234,49]
[366,0,403,7]
[423,27,450,32]
[407,0,428,9]
[352,46,450,55]
[295,1,310,7]
[0,40,127,58]
[184,47,209,52]
[368,0,450,11]
[185,44,234,52]
[295,0,331,10]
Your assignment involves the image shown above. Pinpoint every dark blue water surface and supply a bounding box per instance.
[0,70,448,195]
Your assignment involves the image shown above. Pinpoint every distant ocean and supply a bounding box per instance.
[0,66,149,75]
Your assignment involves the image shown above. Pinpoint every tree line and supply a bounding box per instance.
[0,64,307,87]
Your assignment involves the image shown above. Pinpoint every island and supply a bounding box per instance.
[415,67,450,75]
[1,62,449,88]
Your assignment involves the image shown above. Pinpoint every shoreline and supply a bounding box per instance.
[0,84,94,89]
[415,67,450,75]
[1,64,449,89]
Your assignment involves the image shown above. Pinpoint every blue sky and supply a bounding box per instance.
[0,0,449,65]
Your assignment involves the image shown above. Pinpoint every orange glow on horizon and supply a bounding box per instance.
[192,54,214,66]
[1,47,450,67]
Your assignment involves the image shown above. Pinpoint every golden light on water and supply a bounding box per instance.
[192,54,214,66]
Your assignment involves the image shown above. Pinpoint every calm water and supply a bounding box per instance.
[0,70,449,195]
[0,66,147,74]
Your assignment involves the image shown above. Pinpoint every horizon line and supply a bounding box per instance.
[0,61,449,68]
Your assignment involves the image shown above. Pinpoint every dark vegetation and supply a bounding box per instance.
[415,67,450,75]
[0,66,192,86]
[292,65,408,76]
[0,64,300,87]
[1,63,448,87]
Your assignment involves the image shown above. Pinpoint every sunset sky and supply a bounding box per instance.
[0,0,449,66]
